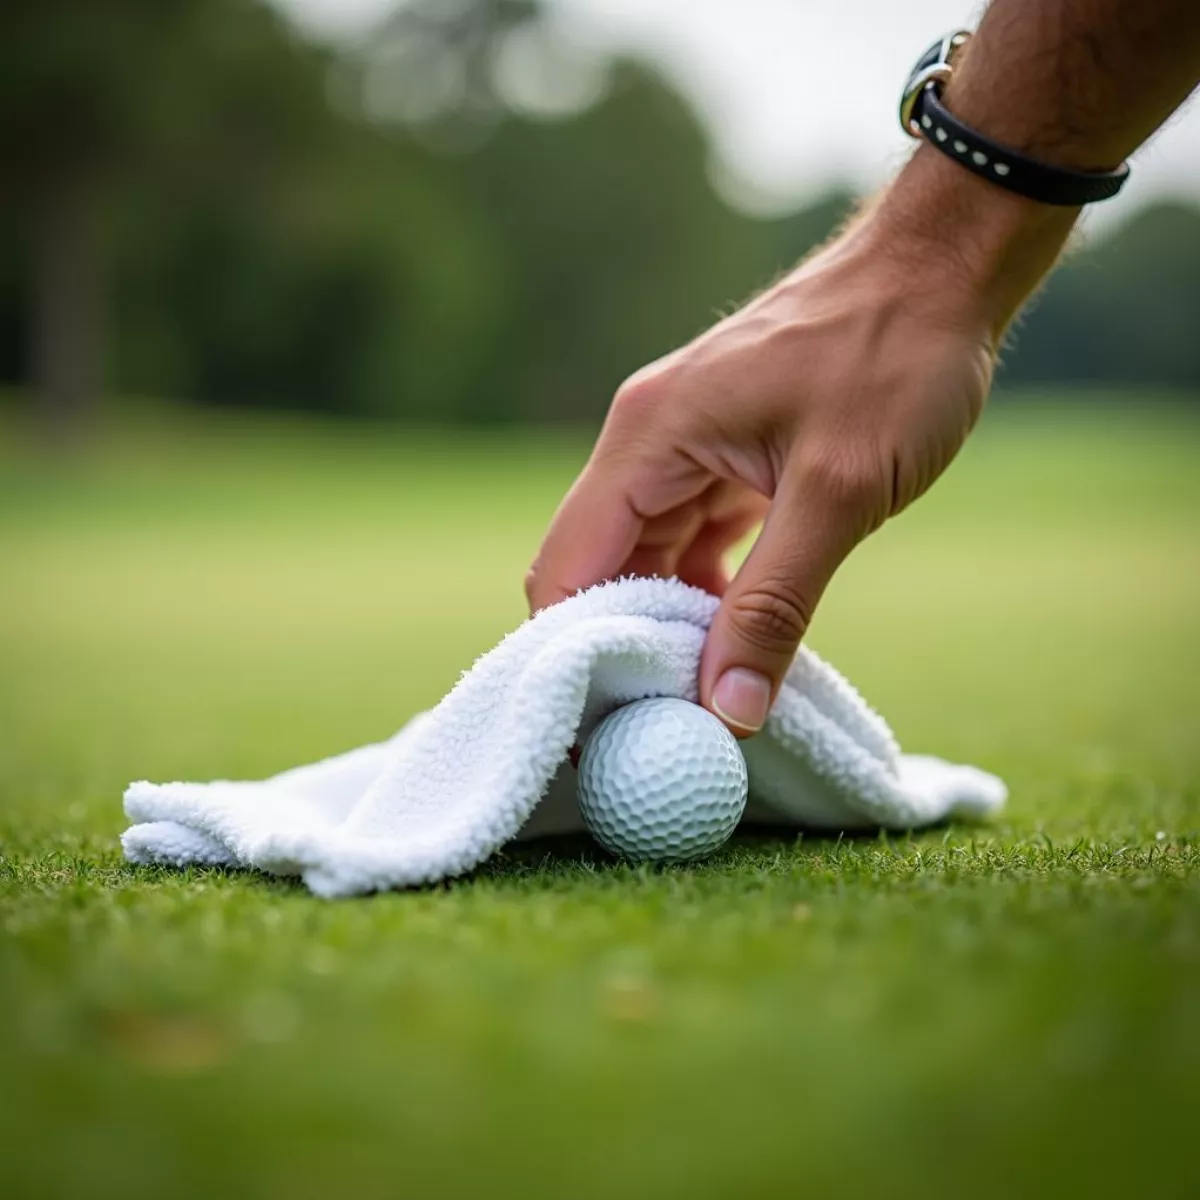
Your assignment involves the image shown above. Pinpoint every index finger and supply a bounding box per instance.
[525,459,644,612]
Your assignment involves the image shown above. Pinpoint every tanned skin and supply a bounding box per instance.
[525,0,1200,736]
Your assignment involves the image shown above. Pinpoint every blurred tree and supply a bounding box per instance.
[1002,200,1200,390]
[101,0,848,426]
[1,0,1193,433]
[0,0,334,438]
[355,0,852,424]
[455,61,850,425]
[110,122,507,420]
[365,0,539,139]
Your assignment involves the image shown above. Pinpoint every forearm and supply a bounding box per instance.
[950,0,1200,170]
[869,0,1200,340]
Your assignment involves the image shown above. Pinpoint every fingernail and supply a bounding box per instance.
[711,668,772,734]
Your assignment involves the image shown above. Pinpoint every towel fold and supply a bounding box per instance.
[122,577,1005,897]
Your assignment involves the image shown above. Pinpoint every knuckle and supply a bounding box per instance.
[611,369,667,421]
[726,579,813,658]
[800,445,883,520]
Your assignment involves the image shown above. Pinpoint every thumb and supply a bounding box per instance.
[699,467,861,736]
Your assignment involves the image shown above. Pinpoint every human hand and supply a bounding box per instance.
[526,152,1075,735]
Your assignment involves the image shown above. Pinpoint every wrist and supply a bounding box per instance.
[867,143,1079,343]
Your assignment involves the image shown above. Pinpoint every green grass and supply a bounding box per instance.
[1,396,1198,1199]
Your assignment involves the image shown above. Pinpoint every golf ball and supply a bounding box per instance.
[577,697,748,863]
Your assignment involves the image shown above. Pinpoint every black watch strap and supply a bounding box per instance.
[912,83,1130,207]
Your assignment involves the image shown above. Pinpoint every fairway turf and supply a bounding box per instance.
[1,397,1198,1199]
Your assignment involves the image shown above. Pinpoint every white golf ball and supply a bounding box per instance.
[577,697,748,863]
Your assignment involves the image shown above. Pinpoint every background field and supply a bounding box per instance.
[1,396,1198,1199]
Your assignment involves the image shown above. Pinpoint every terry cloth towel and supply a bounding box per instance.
[122,577,1005,897]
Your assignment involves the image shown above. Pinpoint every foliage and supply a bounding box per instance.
[0,0,1197,424]
[1002,201,1200,390]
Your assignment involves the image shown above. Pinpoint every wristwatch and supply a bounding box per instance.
[899,30,1130,206]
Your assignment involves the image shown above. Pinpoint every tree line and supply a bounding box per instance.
[2,0,1196,437]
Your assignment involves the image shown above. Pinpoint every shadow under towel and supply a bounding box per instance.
[121,578,1006,897]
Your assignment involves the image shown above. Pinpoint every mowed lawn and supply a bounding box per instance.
[1,396,1197,1200]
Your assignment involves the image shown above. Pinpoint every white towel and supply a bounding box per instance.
[121,577,1005,897]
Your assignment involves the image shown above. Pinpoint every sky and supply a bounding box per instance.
[281,0,1200,229]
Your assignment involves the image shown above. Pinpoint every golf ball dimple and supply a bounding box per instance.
[577,698,749,863]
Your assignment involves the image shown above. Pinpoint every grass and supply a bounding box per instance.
[1,395,1198,1199]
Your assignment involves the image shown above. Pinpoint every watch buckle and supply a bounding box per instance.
[899,30,971,138]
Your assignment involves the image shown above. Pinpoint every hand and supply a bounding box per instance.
[526,152,1074,735]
